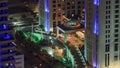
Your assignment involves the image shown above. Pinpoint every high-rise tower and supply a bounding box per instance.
[39,0,50,32]
[0,0,15,68]
[85,0,120,68]
[38,0,84,32]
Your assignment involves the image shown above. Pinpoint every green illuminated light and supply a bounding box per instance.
[29,33,43,43]
[23,32,43,43]
[67,20,78,25]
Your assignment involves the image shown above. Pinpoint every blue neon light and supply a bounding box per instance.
[93,62,98,68]
[93,17,99,35]
[93,18,98,34]
[4,34,11,39]
[84,9,86,29]
[0,24,9,31]
[44,0,50,32]
[93,0,99,35]
[3,24,7,29]
[0,2,15,68]
[0,34,13,40]
[94,0,100,6]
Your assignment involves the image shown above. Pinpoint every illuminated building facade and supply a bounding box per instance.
[51,0,84,32]
[39,0,50,32]
[0,0,15,68]
[39,0,84,32]
[85,0,120,68]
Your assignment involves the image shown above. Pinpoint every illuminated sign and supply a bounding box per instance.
[44,0,50,32]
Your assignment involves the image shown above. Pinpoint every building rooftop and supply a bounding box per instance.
[57,20,84,33]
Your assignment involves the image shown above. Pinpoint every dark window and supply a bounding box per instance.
[105,35,107,38]
[114,29,118,32]
[52,1,56,3]
[67,2,70,5]
[106,30,110,33]
[78,6,81,8]
[106,1,110,4]
[53,13,56,20]
[106,15,110,19]
[72,6,75,9]
[53,5,56,7]
[67,7,70,9]
[0,10,8,14]
[108,30,110,33]
[0,2,7,7]
[114,44,118,51]
[115,24,119,28]
[78,10,80,13]
[106,25,110,28]
[115,15,119,18]
[115,20,119,23]
[106,20,110,24]
[105,54,107,67]
[105,54,110,66]
[82,1,84,4]
[78,1,81,4]
[114,34,118,37]
[106,26,107,28]
[108,25,110,28]
[115,10,119,13]
[108,11,110,14]
[108,54,109,65]
[53,9,56,11]
[108,35,110,37]
[108,39,110,42]
[58,21,61,24]
[105,44,110,52]
[105,35,110,38]
[114,39,118,42]
[115,0,119,3]
[53,22,56,27]
[0,16,8,21]
[58,4,61,7]
[105,30,107,33]
[115,5,119,8]
[106,6,110,9]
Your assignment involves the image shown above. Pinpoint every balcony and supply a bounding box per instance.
[0,43,15,51]
[0,33,14,43]
[0,56,15,64]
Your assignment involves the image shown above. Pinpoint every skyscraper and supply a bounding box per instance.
[85,0,120,68]
[38,0,50,33]
[39,0,84,32]
[0,0,15,68]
